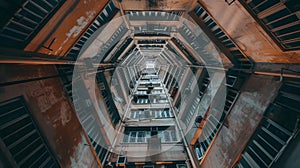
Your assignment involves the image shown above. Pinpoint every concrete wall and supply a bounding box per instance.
[0,64,100,167]
[201,74,281,168]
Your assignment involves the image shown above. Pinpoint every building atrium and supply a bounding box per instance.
[0,0,300,168]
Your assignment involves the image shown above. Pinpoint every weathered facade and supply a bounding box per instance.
[0,0,299,167]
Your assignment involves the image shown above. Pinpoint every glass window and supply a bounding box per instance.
[164,131,171,142]
[171,130,177,141]
[130,112,135,118]
[129,132,137,143]
[123,132,129,143]
[243,0,300,50]
[137,132,145,142]
[0,97,59,167]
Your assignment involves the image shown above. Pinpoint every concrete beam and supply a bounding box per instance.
[0,48,116,68]
[253,62,300,79]
[254,62,300,73]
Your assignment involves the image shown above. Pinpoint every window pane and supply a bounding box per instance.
[130,132,137,142]
[137,132,145,142]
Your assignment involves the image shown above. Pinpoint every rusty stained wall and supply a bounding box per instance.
[24,0,110,57]
[201,75,281,168]
[0,64,100,167]
[199,0,300,63]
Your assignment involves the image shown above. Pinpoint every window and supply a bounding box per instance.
[152,89,162,94]
[191,3,252,68]
[123,127,178,143]
[99,23,128,63]
[130,109,172,119]
[171,37,201,65]
[56,65,74,101]
[0,0,65,49]
[58,67,109,162]
[164,131,171,142]
[236,80,299,167]
[139,112,146,119]
[66,0,119,60]
[129,132,137,143]
[0,97,59,168]
[90,135,108,162]
[236,118,292,168]
[171,130,177,141]
[130,111,138,119]
[240,0,300,50]
[137,132,146,142]
[158,130,177,143]
[127,11,183,21]
[96,72,121,126]
[117,156,126,166]
[137,98,149,104]
[226,75,237,87]
[136,90,147,95]
[195,146,204,160]
[123,131,148,143]
[184,95,201,126]
[123,132,129,143]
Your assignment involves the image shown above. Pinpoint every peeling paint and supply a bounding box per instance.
[57,10,97,55]
[64,10,96,41]
[70,133,95,168]
[29,81,60,113]
[60,101,72,126]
